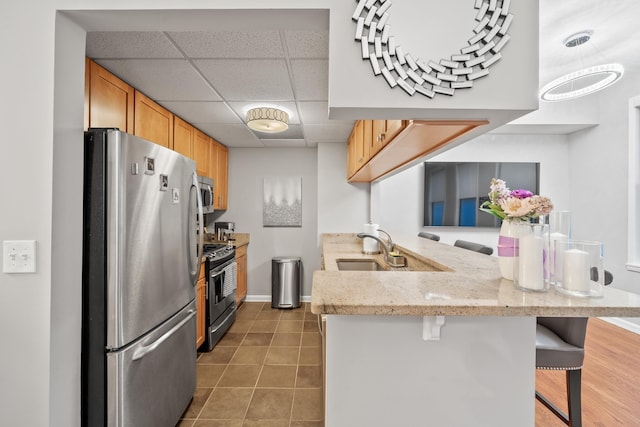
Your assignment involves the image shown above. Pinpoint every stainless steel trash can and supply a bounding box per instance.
[272,256,302,309]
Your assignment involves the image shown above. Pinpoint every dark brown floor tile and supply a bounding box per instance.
[303,303,311,312]
[217,364,262,387]
[260,304,276,312]
[277,320,303,333]
[194,420,243,427]
[239,302,264,313]
[176,419,195,427]
[291,388,323,421]
[196,364,226,388]
[181,387,213,418]
[199,388,253,419]
[236,309,261,322]
[304,311,318,321]
[242,333,274,346]
[245,388,294,420]
[298,347,321,366]
[243,419,290,427]
[230,346,269,365]
[302,320,319,333]
[257,365,297,388]
[281,309,305,320]
[296,365,322,388]
[301,332,321,347]
[256,310,282,320]
[265,347,300,365]
[198,346,237,364]
[229,320,253,333]
[250,320,278,333]
[271,332,302,347]
[218,332,246,347]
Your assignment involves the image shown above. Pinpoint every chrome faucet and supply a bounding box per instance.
[356,230,406,267]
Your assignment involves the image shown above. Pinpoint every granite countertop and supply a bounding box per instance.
[204,232,250,247]
[311,233,640,317]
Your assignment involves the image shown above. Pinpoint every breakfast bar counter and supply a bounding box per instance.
[311,233,640,427]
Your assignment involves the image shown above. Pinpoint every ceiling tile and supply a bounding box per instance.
[290,59,329,101]
[96,59,221,101]
[284,30,329,58]
[253,124,304,140]
[297,101,330,124]
[304,123,354,143]
[261,139,308,148]
[194,123,261,146]
[228,101,299,125]
[167,31,285,58]
[87,32,183,58]
[159,101,242,124]
[195,59,294,101]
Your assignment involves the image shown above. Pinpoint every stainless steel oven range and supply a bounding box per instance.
[201,243,237,351]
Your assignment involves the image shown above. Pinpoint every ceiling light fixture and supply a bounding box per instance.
[540,31,624,102]
[246,107,289,133]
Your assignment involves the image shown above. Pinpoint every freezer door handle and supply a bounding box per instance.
[132,309,196,361]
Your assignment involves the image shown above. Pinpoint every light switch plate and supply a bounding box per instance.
[3,240,37,273]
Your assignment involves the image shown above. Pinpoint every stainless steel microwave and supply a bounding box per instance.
[197,176,214,214]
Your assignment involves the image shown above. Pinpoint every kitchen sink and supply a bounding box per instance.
[336,259,385,271]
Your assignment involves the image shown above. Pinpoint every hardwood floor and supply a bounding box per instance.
[535,318,640,427]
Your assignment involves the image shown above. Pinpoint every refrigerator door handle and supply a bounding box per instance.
[132,309,196,361]
[190,172,204,287]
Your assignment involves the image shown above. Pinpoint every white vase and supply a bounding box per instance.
[497,220,518,280]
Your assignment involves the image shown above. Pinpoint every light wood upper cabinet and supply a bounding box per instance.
[347,120,368,179]
[173,116,194,159]
[134,90,174,149]
[86,59,134,132]
[210,140,228,210]
[348,119,489,183]
[194,129,211,177]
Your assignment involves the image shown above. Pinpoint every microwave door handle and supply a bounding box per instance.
[190,173,204,287]
[131,309,196,361]
[207,185,214,211]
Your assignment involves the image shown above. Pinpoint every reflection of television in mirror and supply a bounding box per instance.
[423,162,540,227]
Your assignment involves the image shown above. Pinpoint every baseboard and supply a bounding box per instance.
[599,317,640,335]
[244,295,312,303]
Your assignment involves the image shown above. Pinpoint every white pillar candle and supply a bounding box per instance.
[518,234,544,290]
[549,232,568,282]
[563,248,590,292]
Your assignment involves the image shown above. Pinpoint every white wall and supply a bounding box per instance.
[317,142,370,235]
[212,148,319,298]
[567,76,640,307]
[374,134,571,250]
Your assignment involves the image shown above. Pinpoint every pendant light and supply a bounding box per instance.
[540,31,624,102]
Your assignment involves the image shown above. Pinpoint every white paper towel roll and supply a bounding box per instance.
[363,223,380,253]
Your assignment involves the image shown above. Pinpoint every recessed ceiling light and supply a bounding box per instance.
[246,107,289,133]
[540,30,624,102]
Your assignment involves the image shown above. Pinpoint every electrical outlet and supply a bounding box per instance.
[3,240,37,273]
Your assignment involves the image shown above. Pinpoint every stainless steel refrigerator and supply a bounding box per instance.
[82,129,203,426]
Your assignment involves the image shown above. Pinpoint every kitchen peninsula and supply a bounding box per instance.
[311,233,640,427]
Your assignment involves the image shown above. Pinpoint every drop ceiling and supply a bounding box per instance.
[83,1,640,147]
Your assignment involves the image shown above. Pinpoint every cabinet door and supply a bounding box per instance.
[173,117,194,159]
[385,120,405,142]
[134,90,174,149]
[211,140,228,210]
[196,263,206,349]
[235,245,247,307]
[371,120,386,156]
[194,129,211,177]
[87,60,134,132]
